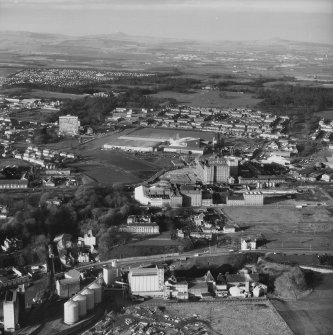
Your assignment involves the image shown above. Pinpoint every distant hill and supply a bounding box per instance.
[0,31,332,78]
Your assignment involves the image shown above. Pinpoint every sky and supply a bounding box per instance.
[0,0,332,44]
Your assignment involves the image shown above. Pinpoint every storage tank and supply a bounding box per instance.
[88,282,102,304]
[81,288,95,311]
[64,300,79,325]
[103,266,119,286]
[73,294,87,318]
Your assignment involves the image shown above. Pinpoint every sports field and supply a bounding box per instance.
[125,127,216,141]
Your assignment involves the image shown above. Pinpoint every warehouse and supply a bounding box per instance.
[128,266,164,297]
[103,139,161,152]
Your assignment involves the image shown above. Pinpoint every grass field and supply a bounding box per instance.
[272,273,333,335]
[316,109,333,120]
[150,89,262,107]
[166,300,292,335]
[21,89,89,100]
[221,206,333,251]
[66,130,175,184]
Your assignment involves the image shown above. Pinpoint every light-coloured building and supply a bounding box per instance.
[0,179,28,189]
[226,191,264,206]
[128,266,164,297]
[195,155,237,184]
[120,215,159,235]
[164,279,189,300]
[241,238,257,251]
[78,230,96,249]
[134,183,182,208]
[180,185,202,207]
[59,115,80,135]
[3,290,19,333]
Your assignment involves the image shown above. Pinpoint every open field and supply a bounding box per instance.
[316,109,333,120]
[272,273,333,335]
[125,127,216,141]
[21,89,90,100]
[221,205,333,251]
[0,67,19,77]
[0,157,31,168]
[166,300,292,335]
[150,89,262,107]
[66,130,175,184]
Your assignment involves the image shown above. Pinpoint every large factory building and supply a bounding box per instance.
[226,191,264,206]
[134,183,183,208]
[128,266,164,297]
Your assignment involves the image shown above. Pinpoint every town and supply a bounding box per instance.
[0,80,332,334]
[0,5,332,333]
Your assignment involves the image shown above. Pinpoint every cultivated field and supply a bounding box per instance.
[272,273,333,335]
[166,300,292,335]
[150,90,262,107]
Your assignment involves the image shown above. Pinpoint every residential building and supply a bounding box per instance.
[120,215,159,235]
[78,230,96,249]
[0,179,28,189]
[59,115,80,135]
[241,238,257,251]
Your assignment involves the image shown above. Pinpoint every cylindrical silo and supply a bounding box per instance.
[73,294,87,318]
[64,300,79,325]
[81,288,94,311]
[88,282,102,304]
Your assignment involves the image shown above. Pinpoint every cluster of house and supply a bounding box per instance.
[0,205,8,219]
[3,68,155,89]
[54,230,98,268]
[134,107,288,139]
[2,97,60,111]
[311,118,333,144]
[127,266,267,301]
[1,238,23,253]
[176,212,238,240]
[0,113,41,148]
[259,138,298,167]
